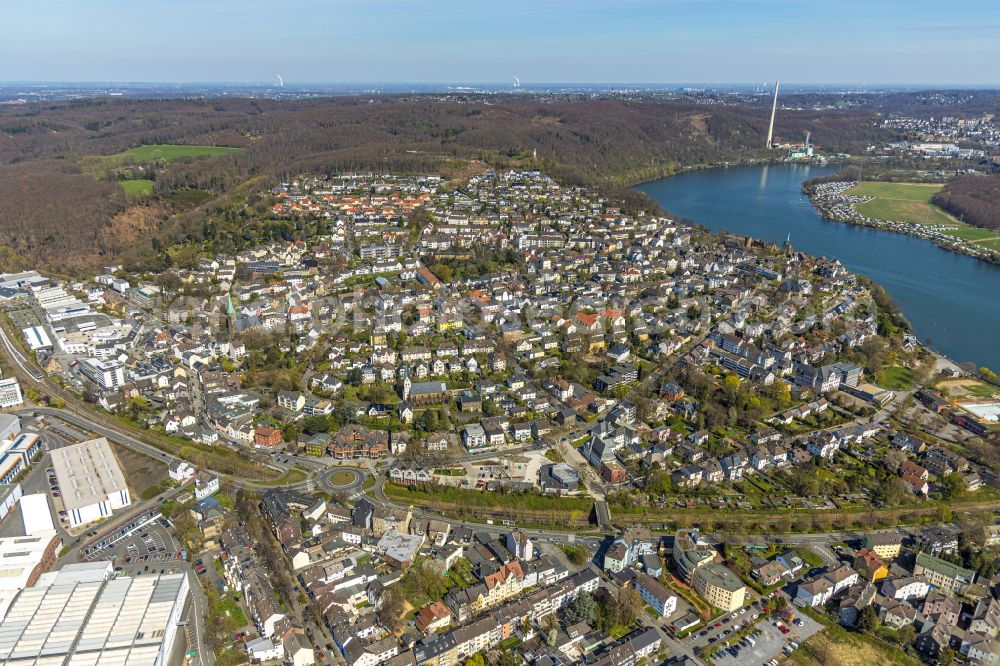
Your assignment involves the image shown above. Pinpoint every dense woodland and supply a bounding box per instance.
[933,174,1000,230]
[0,95,891,272]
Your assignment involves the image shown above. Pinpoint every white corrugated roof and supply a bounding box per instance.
[50,438,128,512]
[0,572,187,665]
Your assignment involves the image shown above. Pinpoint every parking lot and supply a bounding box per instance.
[82,521,187,578]
[687,593,823,665]
[710,611,822,664]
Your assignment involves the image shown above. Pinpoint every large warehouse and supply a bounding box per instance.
[50,437,131,527]
[0,565,189,665]
[0,494,60,622]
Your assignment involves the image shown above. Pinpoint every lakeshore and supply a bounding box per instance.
[636,164,1000,372]
[806,179,1000,267]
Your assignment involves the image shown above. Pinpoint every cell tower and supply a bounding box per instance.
[766,80,779,148]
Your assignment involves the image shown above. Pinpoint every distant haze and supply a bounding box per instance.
[4,0,1000,85]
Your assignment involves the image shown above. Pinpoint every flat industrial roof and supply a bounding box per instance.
[0,571,187,665]
[18,494,53,537]
[21,327,52,351]
[50,438,128,512]
[0,531,60,623]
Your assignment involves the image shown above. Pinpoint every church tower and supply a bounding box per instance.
[399,367,411,401]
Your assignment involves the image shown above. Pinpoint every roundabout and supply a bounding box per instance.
[317,466,367,494]
[329,470,359,487]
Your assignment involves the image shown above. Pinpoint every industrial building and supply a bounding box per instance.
[0,432,41,486]
[0,494,61,621]
[0,414,21,442]
[50,437,131,527]
[0,377,23,409]
[0,565,189,665]
[0,483,22,522]
[21,326,53,352]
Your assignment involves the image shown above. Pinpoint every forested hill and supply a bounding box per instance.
[0,96,889,273]
[933,174,1000,230]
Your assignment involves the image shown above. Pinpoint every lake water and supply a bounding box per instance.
[637,164,1000,371]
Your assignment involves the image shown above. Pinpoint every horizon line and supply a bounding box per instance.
[3,80,1000,89]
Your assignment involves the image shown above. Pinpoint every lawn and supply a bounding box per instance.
[966,383,1000,399]
[877,365,915,390]
[329,470,358,486]
[498,636,521,650]
[969,235,1000,251]
[793,546,824,568]
[938,225,997,242]
[215,597,247,627]
[119,179,154,198]
[256,467,308,486]
[608,625,632,640]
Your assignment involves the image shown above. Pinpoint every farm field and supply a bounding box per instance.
[849,181,1000,250]
[84,143,242,172]
[847,181,942,202]
[849,182,954,226]
[854,197,955,226]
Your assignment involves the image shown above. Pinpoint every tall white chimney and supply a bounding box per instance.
[766,81,780,148]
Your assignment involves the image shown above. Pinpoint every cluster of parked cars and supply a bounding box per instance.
[46,467,60,497]
[123,551,177,564]
[194,558,208,575]
[694,597,771,643]
[712,627,764,660]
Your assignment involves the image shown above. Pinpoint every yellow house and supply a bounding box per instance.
[854,548,889,582]
[863,533,902,560]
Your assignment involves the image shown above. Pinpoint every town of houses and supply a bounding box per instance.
[0,168,998,665]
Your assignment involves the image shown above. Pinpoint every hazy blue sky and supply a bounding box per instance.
[4,0,1000,84]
